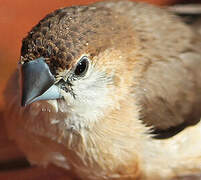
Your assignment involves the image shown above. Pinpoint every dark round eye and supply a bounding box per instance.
[74,56,89,76]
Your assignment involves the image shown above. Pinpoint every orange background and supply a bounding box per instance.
[0,0,185,111]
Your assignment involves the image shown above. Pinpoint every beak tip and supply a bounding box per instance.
[21,97,29,107]
[21,101,27,107]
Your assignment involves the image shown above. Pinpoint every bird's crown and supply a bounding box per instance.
[20,3,134,76]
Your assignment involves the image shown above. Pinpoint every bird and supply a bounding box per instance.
[3,0,201,179]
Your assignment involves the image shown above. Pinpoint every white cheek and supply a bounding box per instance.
[63,68,114,126]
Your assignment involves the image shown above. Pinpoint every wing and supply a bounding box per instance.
[129,3,201,137]
[137,48,201,137]
[99,1,201,137]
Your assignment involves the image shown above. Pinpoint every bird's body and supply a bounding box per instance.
[4,1,201,179]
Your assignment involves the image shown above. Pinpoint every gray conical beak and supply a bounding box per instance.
[20,57,62,106]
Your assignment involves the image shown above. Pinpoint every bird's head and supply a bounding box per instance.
[8,2,154,176]
[18,4,138,145]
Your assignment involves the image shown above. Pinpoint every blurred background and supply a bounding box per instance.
[0,0,200,179]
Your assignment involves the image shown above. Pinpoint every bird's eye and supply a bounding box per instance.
[74,56,89,76]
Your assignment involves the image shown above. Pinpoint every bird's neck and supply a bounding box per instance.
[65,93,147,178]
[67,96,149,179]
[69,96,201,179]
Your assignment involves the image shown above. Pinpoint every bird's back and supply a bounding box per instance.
[98,1,201,136]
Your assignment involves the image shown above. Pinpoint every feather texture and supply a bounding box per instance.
[4,1,201,179]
